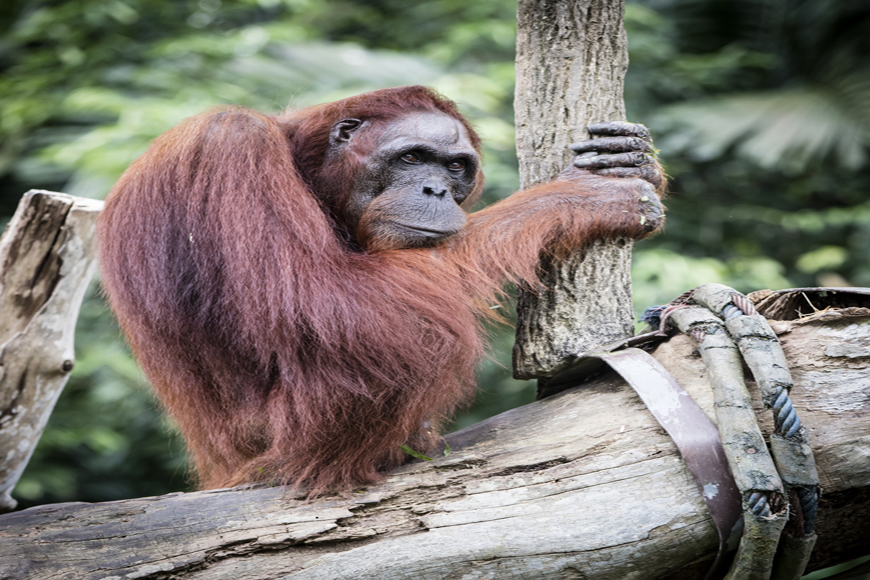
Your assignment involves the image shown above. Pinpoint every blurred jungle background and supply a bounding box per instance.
[2,0,869,530]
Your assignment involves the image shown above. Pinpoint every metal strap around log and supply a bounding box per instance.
[547,345,742,579]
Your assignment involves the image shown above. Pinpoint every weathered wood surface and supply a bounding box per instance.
[1,310,868,580]
[513,0,636,379]
[0,190,103,513]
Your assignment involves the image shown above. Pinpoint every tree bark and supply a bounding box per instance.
[513,0,635,380]
[0,190,103,512]
[2,309,868,580]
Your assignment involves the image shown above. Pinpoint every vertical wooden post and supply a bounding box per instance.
[513,0,635,381]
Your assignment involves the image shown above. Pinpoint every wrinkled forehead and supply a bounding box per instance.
[375,112,475,150]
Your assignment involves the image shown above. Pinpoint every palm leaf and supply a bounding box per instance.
[656,79,870,171]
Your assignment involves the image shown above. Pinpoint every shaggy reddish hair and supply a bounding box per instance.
[99,86,662,494]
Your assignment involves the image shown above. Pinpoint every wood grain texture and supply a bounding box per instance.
[2,311,867,579]
[0,190,103,512]
[513,0,636,379]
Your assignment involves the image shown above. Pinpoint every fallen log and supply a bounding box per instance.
[1,299,868,580]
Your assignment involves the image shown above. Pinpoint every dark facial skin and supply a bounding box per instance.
[329,112,480,249]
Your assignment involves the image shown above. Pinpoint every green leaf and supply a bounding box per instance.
[400,445,433,461]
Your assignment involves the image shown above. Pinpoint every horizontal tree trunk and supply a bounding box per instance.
[1,308,868,580]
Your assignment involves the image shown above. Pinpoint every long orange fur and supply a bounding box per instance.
[98,86,664,495]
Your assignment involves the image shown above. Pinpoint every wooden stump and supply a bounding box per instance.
[0,190,103,512]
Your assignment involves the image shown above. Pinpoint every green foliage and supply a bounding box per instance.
[399,445,434,461]
[3,0,869,510]
[632,248,791,313]
[658,89,869,171]
[626,0,870,291]
[802,556,870,580]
